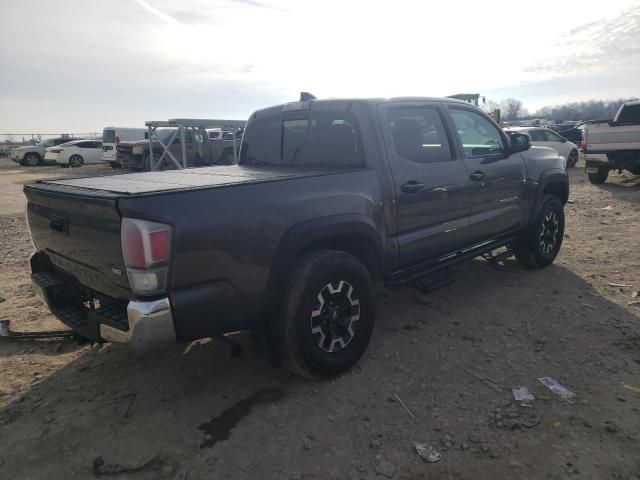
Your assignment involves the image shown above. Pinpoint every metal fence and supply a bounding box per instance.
[0,132,102,147]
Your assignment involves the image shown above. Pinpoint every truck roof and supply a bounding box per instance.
[251,96,471,117]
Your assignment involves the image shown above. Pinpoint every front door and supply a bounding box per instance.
[446,106,527,245]
[380,103,471,268]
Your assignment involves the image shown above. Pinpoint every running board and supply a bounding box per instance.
[483,249,515,264]
[384,235,518,288]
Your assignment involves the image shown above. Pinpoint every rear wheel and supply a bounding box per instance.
[514,195,565,269]
[567,150,578,168]
[587,167,609,184]
[270,250,375,378]
[108,161,122,169]
[68,155,83,167]
[23,153,40,166]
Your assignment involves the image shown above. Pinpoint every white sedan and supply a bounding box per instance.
[504,127,579,168]
[44,140,103,167]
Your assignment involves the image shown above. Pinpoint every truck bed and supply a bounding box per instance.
[32,165,342,196]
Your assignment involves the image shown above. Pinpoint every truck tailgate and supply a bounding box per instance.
[24,183,130,300]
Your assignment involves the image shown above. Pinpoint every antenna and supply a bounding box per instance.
[300,92,316,101]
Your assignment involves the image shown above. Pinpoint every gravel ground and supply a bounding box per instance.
[0,157,639,480]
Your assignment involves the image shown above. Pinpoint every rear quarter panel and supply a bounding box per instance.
[117,169,384,332]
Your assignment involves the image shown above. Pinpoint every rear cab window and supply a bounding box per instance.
[616,104,640,124]
[240,106,364,168]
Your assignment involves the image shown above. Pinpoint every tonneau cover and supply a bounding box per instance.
[35,165,337,195]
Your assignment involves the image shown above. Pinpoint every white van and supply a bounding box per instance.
[102,127,148,167]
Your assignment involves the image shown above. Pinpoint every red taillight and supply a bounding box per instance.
[121,218,172,268]
[580,142,586,151]
[115,136,121,144]
[50,148,63,153]
[149,230,170,262]
[121,218,172,295]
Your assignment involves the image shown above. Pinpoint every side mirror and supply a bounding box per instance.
[507,132,531,153]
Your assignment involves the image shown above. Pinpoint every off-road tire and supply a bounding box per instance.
[23,153,40,166]
[514,195,565,269]
[587,167,609,184]
[270,250,375,378]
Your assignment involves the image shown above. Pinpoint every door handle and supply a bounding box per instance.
[470,171,486,182]
[401,181,425,194]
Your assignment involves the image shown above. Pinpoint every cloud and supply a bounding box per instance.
[525,5,640,77]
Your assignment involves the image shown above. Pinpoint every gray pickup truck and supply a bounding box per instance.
[24,96,568,377]
[117,128,240,170]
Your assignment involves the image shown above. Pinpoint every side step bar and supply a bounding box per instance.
[384,235,518,288]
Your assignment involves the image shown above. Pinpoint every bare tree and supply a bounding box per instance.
[534,97,639,122]
[500,98,523,121]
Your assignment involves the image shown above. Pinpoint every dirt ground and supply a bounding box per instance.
[0,156,639,480]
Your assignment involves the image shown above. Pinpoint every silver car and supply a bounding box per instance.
[11,137,73,166]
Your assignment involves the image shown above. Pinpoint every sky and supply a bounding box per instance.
[0,0,639,133]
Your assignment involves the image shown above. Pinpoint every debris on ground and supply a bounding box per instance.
[414,442,441,463]
[537,377,576,400]
[393,393,416,420]
[623,385,640,395]
[604,421,620,433]
[375,460,397,478]
[92,456,161,477]
[607,282,633,288]
[512,386,535,402]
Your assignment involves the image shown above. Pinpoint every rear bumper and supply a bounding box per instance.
[31,268,176,347]
[99,298,176,347]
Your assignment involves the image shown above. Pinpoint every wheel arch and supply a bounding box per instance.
[262,214,384,317]
[531,172,569,222]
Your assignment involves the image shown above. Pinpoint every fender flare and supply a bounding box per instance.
[531,170,568,221]
[262,213,385,315]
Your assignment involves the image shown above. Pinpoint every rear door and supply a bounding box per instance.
[379,103,471,267]
[102,129,116,161]
[446,106,527,244]
[85,141,103,164]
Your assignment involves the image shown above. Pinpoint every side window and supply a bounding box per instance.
[193,131,205,143]
[529,130,546,142]
[54,138,68,146]
[450,109,504,157]
[76,141,91,148]
[386,107,452,163]
[544,130,563,142]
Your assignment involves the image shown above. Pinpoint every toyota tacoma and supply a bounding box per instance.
[24,95,568,377]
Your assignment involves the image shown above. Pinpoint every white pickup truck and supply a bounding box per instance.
[581,101,640,184]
